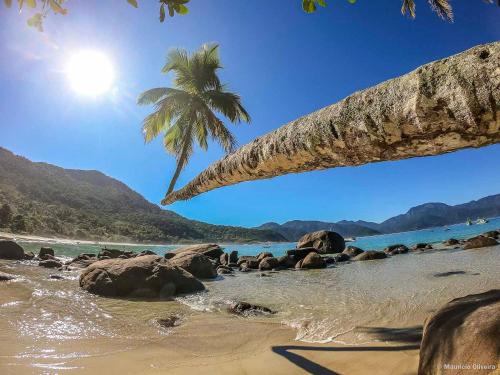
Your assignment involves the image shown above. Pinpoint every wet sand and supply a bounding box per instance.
[1,313,419,375]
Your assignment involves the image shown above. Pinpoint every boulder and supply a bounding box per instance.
[259,257,279,271]
[297,230,345,254]
[169,251,216,279]
[228,301,275,316]
[220,253,230,266]
[136,250,156,257]
[229,250,238,264]
[66,253,98,269]
[331,253,350,262]
[286,247,317,262]
[217,265,233,275]
[0,271,16,281]
[443,238,459,246]
[412,243,433,251]
[157,315,182,329]
[418,289,500,375]
[342,246,364,257]
[39,247,54,259]
[39,259,63,268]
[98,248,129,259]
[164,252,175,260]
[482,230,499,239]
[79,255,205,298]
[237,256,259,269]
[353,251,387,261]
[169,244,223,259]
[384,244,409,255]
[257,252,274,262]
[24,251,35,260]
[296,252,326,269]
[0,241,25,260]
[463,235,498,250]
[276,255,296,269]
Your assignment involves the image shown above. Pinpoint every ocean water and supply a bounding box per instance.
[0,218,499,371]
[16,216,500,259]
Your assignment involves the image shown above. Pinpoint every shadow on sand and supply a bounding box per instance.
[272,326,422,375]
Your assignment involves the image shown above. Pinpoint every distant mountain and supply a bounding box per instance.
[257,220,381,241]
[255,195,500,241]
[0,147,285,243]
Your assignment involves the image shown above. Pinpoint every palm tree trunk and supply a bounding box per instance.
[166,142,189,196]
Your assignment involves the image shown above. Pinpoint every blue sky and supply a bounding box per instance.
[0,0,499,227]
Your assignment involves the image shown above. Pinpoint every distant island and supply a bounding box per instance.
[1,147,499,244]
[256,195,500,241]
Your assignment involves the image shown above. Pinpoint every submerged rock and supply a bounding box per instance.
[39,259,63,268]
[169,251,216,279]
[342,246,364,257]
[0,271,16,281]
[384,244,409,255]
[169,244,223,259]
[228,301,275,316]
[331,253,350,262]
[66,253,98,269]
[156,315,182,329]
[24,251,35,260]
[39,247,54,259]
[296,252,326,269]
[0,241,25,260]
[418,289,500,375]
[482,230,499,239]
[79,255,205,298]
[463,235,498,250]
[443,238,459,246]
[297,230,345,254]
[353,251,387,261]
[412,243,433,251]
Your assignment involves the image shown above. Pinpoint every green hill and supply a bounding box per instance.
[0,147,286,244]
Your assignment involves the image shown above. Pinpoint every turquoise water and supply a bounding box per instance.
[17,216,500,258]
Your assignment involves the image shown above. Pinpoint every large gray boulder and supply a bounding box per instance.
[297,230,345,254]
[169,251,216,279]
[259,257,279,271]
[169,244,223,259]
[418,289,500,375]
[79,255,205,298]
[0,241,25,260]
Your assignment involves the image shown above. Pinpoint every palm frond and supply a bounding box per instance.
[428,0,453,21]
[203,89,251,123]
[401,0,416,18]
[137,87,170,105]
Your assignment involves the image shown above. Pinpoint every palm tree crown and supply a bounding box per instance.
[138,43,250,200]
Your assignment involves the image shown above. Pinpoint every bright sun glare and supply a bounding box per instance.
[66,50,114,96]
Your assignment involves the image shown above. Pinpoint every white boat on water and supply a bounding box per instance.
[466,218,473,226]
[476,218,488,224]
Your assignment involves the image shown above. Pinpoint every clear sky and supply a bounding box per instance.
[0,0,499,227]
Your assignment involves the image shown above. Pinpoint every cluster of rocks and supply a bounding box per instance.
[1,227,499,299]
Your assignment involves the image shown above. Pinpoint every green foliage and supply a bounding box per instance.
[0,147,284,243]
[138,44,250,198]
[0,203,12,227]
[5,0,497,32]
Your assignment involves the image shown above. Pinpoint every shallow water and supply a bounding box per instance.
[1,221,499,372]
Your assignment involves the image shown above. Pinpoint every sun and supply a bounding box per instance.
[65,50,114,96]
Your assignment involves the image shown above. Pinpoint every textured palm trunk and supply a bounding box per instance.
[162,42,500,205]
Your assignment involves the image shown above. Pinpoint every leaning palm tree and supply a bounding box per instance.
[138,44,250,197]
